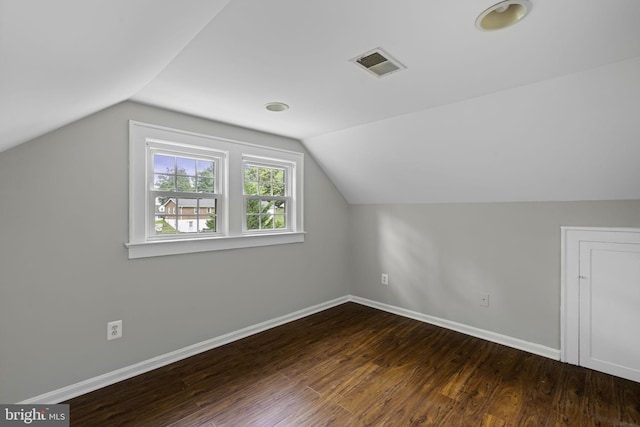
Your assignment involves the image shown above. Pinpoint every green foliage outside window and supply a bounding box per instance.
[244,165,286,230]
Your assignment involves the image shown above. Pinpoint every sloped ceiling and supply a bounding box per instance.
[0,0,230,150]
[2,0,640,203]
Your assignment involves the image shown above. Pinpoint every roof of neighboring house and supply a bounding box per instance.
[161,198,216,208]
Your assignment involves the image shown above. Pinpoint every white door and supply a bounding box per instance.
[562,227,640,382]
[578,240,640,382]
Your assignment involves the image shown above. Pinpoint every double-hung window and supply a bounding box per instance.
[148,144,223,237]
[243,158,292,232]
[127,121,304,258]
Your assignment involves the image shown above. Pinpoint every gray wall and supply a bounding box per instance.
[0,102,351,403]
[348,201,640,349]
[2,100,639,404]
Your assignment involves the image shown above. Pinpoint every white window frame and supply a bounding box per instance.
[126,121,304,259]
[146,140,225,240]
[242,156,295,234]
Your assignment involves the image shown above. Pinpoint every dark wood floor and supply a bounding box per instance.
[65,302,640,426]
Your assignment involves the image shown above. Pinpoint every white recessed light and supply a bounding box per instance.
[476,0,532,31]
[265,102,289,112]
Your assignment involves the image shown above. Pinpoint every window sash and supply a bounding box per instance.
[243,195,291,233]
[145,140,225,241]
[242,158,293,233]
[148,191,221,239]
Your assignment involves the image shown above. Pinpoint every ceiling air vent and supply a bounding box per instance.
[351,48,406,78]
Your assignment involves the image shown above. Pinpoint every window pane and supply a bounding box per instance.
[174,175,194,192]
[273,183,285,196]
[155,196,169,215]
[260,200,272,211]
[273,169,284,182]
[260,213,272,229]
[259,183,272,196]
[259,168,272,181]
[177,216,198,233]
[159,198,217,234]
[154,174,175,191]
[200,198,216,213]
[176,157,196,176]
[177,198,195,214]
[244,182,257,195]
[246,199,260,214]
[201,216,216,233]
[198,177,214,193]
[153,154,175,174]
[201,199,216,233]
[274,215,286,229]
[274,200,285,213]
[156,215,177,235]
[197,159,214,174]
[245,166,258,181]
[197,160,215,194]
[247,215,260,230]
[243,198,287,231]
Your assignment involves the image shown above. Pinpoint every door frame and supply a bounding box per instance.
[560,226,640,364]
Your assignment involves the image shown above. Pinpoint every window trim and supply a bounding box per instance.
[242,156,294,234]
[126,121,304,259]
[147,141,225,240]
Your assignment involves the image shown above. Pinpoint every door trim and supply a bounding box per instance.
[560,226,640,364]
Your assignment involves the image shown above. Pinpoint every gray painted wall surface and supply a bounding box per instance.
[0,102,350,403]
[1,100,639,403]
[348,201,640,349]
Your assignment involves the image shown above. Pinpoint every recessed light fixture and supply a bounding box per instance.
[265,102,289,112]
[476,0,532,31]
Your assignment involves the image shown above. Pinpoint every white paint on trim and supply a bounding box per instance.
[350,296,561,361]
[20,293,561,404]
[560,226,640,364]
[19,296,350,404]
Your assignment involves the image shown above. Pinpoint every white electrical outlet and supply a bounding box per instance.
[381,273,389,285]
[107,320,122,340]
[480,293,490,307]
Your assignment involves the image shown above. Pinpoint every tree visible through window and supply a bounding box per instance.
[243,164,288,231]
[128,121,304,258]
[152,153,218,235]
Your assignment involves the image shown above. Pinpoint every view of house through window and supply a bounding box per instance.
[155,198,217,234]
[128,121,304,258]
[152,153,218,235]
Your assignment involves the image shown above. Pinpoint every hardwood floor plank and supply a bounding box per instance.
[581,369,620,427]
[549,363,587,426]
[481,413,508,427]
[617,377,640,426]
[511,355,558,426]
[64,303,640,426]
[439,338,493,400]
[477,345,524,423]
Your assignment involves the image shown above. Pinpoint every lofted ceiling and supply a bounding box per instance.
[2,0,640,203]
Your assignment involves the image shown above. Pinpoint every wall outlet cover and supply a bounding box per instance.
[480,293,490,307]
[381,273,389,285]
[107,320,123,340]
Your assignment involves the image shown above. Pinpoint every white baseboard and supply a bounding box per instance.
[19,296,350,404]
[349,296,561,361]
[20,294,559,404]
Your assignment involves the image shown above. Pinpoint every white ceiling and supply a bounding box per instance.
[0,0,230,150]
[2,0,640,203]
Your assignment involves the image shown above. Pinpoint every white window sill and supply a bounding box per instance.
[125,232,305,259]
